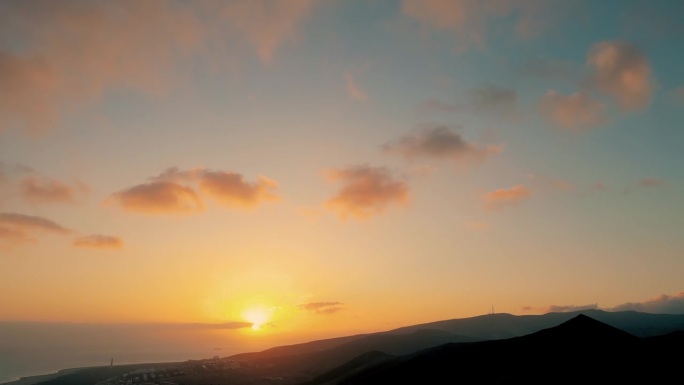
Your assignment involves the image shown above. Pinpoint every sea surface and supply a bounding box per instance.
[0,322,269,384]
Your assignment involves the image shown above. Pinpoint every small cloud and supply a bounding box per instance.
[638,178,664,187]
[198,171,279,208]
[298,301,345,314]
[73,234,124,249]
[382,125,499,164]
[467,84,518,117]
[539,90,608,131]
[622,177,665,195]
[344,72,368,102]
[606,292,684,314]
[482,184,531,210]
[20,176,88,205]
[325,165,409,220]
[106,181,204,214]
[587,41,655,111]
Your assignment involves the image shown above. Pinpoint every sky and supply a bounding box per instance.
[1,0,684,345]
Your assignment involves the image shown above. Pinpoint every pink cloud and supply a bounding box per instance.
[108,167,280,214]
[587,41,655,111]
[107,181,204,214]
[482,184,531,209]
[539,90,608,131]
[345,72,368,102]
[73,234,124,249]
[198,171,279,208]
[325,165,409,220]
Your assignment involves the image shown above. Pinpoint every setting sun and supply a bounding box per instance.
[242,305,273,331]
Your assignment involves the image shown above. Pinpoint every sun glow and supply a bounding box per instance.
[242,305,273,331]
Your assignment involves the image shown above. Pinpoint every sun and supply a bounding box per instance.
[242,305,272,331]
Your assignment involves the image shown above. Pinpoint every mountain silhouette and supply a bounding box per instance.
[327,314,679,384]
[223,310,684,384]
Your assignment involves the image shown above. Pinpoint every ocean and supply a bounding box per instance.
[0,322,270,384]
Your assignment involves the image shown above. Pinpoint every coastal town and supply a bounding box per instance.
[92,356,308,385]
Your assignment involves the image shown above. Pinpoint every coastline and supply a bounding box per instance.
[0,368,83,385]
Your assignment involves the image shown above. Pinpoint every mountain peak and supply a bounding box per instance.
[526,313,639,345]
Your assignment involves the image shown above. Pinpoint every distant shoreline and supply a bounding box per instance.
[0,367,84,385]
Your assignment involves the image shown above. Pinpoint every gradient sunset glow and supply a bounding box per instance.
[1,0,683,351]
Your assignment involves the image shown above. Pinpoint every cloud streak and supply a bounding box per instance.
[20,176,88,205]
[482,184,532,210]
[345,72,368,101]
[73,234,124,249]
[325,165,409,220]
[0,212,74,248]
[298,301,345,314]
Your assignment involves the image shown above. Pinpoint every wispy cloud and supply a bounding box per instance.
[0,0,318,135]
[482,184,532,210]
[211,0,317,64]
[325,165,409,220]
[587,41,655,111]
[382,125,501,164]
[621,177,665,195]
[73,234,124,250]
[637,178,665,187]
[20,176,88,206]
[401,0,574,50]
[345,72,368,101]
[298,301,345,314]
[0,212,74,248]
[539,91,608,131]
